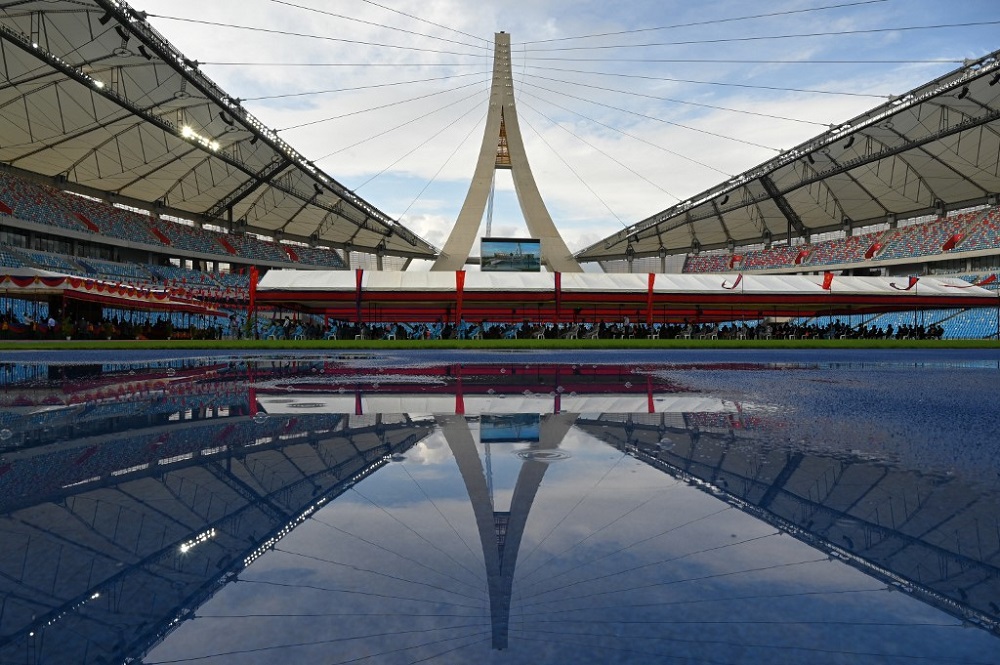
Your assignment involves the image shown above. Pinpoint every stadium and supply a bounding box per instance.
[1,1,999,341]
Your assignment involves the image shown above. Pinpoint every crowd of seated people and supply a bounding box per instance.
[59,314,225,340]
[1,302,54,338]
[1,296,983,340]
[760,319,944,340]
[245,318,945,341]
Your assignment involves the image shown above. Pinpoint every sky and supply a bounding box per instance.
[135,0,1000,264]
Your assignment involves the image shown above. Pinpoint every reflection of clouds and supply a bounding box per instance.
[409,431,452,465]
[144,416,1000,664]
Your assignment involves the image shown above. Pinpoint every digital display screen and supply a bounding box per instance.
[480,414,541,443]
[481,238,541,272]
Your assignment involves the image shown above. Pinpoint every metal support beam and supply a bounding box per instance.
[760,175,808,240]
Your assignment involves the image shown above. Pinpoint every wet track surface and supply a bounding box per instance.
[1,349,998,664]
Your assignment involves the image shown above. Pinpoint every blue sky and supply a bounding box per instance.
[138,0,1000,263]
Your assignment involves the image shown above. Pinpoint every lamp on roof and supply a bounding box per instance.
[98,10,112,25]
[957,86,970,99]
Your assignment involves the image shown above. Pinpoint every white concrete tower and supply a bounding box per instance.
[432,32,582,272]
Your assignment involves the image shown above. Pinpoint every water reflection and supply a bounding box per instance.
[0,355,998,664]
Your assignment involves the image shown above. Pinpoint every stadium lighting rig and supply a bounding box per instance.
[180,125,220,152]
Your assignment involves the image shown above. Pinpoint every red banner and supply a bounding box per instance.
[455,270,466,325]
[822,272,834,290]
[944,274,997,289]
[646,272,655,325]
[890,276,919,291]
[248,265,259,314]
[555,272,562,322]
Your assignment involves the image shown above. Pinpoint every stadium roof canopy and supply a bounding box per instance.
[577,49,1000,264]
[0,0,438,261]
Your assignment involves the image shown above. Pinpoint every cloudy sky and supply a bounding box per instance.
[136,0,1000,260]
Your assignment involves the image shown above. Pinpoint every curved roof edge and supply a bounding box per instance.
[0,0,439,260]
[577,49,1000,263]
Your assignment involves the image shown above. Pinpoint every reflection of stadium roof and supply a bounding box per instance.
[579,414,1000,635]
[0,1,437,260]
[579,50,1000,262]
[0,411,432,665]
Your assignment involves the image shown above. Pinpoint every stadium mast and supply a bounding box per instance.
[432,32,581,272]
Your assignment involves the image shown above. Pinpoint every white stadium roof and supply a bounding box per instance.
[0,0,438,260]
[578,49,1000,263]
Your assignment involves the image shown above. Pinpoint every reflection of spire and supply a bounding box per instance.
[438,413,576,650]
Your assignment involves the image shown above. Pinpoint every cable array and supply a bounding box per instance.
[140,0,999,253]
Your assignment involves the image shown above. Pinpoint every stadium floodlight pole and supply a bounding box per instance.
[433,32,581,272]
